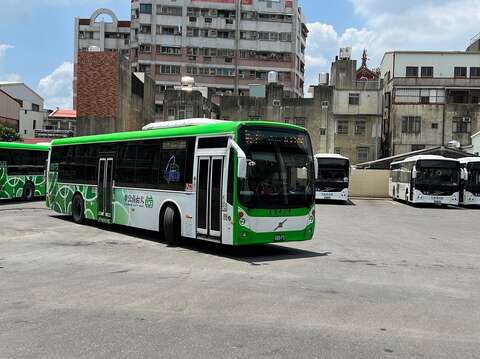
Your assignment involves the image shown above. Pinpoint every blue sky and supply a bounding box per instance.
[1,0,479,108]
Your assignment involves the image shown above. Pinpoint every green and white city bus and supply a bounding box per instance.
[389,155,460,205]
[0,142,49,201]
[459,157,480,206]
[47,119,316,245]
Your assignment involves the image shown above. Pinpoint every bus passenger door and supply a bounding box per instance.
[97,156,114,219]
[196,156,224,239]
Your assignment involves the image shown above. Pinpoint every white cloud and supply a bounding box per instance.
[37,62,73,109]
[305,0,480,88]
[0,73,22,82]
[0,44,13,60]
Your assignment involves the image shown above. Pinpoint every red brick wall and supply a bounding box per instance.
[76,52,119,120]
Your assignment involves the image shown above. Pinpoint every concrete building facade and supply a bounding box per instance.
[472,131,480,156]
[329,53,383,163]
[162,89,219,122]
[76,52,155,136]
[0,89,20,130]
[74,8,131,108]
[219,52,382,164]
[380,51,480,157]
[0,82,47,138]
[130,0,307,108]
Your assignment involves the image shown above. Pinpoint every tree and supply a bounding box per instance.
[0,125,21,142]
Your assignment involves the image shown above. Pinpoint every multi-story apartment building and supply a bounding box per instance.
[380,51,480,156]
[74,8,131,108]
[0,82,47,138]
[130,0,307,108]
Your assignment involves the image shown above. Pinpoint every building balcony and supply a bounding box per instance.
[391,77,480,88]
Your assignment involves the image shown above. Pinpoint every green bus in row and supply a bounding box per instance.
[0,142,49,201]
[46,120,317,246]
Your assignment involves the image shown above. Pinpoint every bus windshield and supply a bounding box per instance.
[317,159,349,183]
[416,160,459,187]
[468,163,480,187]
[238,127,314,209]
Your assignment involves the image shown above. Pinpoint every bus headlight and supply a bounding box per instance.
[239,218,246,226]
[308,215,314,223]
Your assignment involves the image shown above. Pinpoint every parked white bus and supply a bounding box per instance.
[389,155,460,205]
[315,154,350,202]
[459,157,480,206]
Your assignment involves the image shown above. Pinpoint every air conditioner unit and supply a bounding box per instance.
[463,117,472,123]
[273,99,281,106]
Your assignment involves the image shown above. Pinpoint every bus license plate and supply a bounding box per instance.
[274,235,285,242]
[432,196,442,204]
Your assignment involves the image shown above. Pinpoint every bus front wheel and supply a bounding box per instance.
[163,205,180,245]
[22,182,35,201]
[72,194,85,224]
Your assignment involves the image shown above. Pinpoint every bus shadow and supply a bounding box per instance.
[407,202,464,210]
[316,199,355,206]
[51,215,331,264]
[0,198,45,206]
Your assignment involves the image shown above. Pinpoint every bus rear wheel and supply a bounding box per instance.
[72,194,85,224]
[162,205,180,245]
[22,182,35,201]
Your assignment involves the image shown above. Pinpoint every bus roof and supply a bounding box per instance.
[458,157,480,164]
[51,120,306,147]
[391,155,458,166]
[314,153,349,160]
[0,141,50,151]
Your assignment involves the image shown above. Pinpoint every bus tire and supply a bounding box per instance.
[163,205,180,245]
[72,194,85,224]
[22,182,35,201]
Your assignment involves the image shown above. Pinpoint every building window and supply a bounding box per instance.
[402,116,421,134]
[31,103,40,112]
[420,67,433,78]
[337,120,349,135]
[294,117,306,127]
[431,123,439,129]
[453,117,471,133]
[411,145,426,151]
[357,147,369,162]
[454,67,467,78]
[139,44,152,53]
[140,24,151,34]
[420,95,430,104]
[355,121,366,136]
[334,147,342,155]
[320,128,326,136]
[139,4,152,14]
[33,120,36,130]
[349,93,360,105]
[406,66,418,77]
[470,67,480,78]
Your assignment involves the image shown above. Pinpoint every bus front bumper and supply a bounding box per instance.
[412,190,459,205]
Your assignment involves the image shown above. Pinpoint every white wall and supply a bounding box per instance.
[333,90,382,115]
[473,134,480,156]
[381,52,480,79]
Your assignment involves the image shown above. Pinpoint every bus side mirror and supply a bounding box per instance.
[237,157,247,179]
[412,167,417,179]
[462,169,469,181]
[314,159,319,180]
[228,138,247,179]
